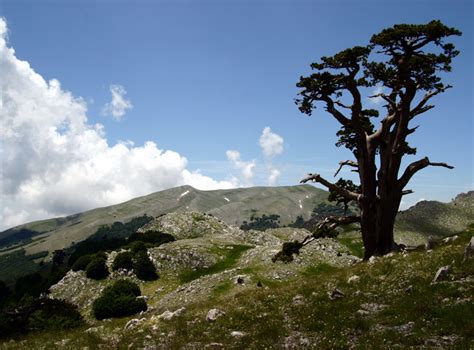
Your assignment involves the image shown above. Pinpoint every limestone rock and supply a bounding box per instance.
[206,308,225,322]
[432,265,450,283]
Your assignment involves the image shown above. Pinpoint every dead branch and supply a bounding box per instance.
[399,157,454,188]
[334,160,359,177]
[301,173,361,201]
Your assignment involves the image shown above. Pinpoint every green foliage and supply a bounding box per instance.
[15,272,45,299]
[128,230,175,245]
[0,297,83,338]
[112,252,134,271]
[133,251,158,281]
[128,240,147,253]
[0,249,41,283]
[179,245,253,283]
[27,298,83,330]
[0,228,41,248]
[240,214,280,231]
[328,179,360,213]
[71,254,94,271]
[272,240,303,263]
[0,280,11,306]
[89,215,153,241]
[85,256,109,280]
[92,280,146,320]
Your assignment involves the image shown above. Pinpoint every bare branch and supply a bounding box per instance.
[321,96,352,127]
[334,160,359,177]
[368,93,397,110]
[399,157,454,188]
[334,100,352,109]
[302,215,361,247]
[300,173,360,201]
[410,86,451,119]
[402,189,414,195]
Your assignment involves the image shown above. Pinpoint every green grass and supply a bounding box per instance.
[178,244,253,283]
[337,236,364,258]
[3,226,473,349]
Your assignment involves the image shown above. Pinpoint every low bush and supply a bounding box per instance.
[71,254,94,271]
[128,230,175,245]
[92,280,146,320]
[128,241,147,253]
[112,252,134,271]
[85,256,109,280]
[133,251,159,281]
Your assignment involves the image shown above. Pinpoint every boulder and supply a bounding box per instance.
[206,308,225,322]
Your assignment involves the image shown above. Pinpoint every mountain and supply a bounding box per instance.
[1,186,472,283]
[394,191,474,245]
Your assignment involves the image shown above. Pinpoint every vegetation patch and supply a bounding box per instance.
[179,244,253,283]
[92,280,146,320]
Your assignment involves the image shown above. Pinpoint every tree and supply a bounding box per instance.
[85,256,109,280]
[133,251,159,281]
[295,20,461,259]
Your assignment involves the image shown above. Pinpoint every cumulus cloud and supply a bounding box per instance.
[226,150,256,186]
[259,127,284,158]
[102,84,133,120]
[0,18,234,230]
[267,168,281,186]
[368,85,384,105]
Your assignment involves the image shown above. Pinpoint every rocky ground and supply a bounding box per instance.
[2,213,473,349]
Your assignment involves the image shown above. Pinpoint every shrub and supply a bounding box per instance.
[71,254,94,271]
[133,251,159,281]
[128,241,147,253]
[28,298,83,330]
[85,256,109,280]
[92,280,146,320]
[112,252,134,271]
[0,281,11,306]
[128,231,175,245]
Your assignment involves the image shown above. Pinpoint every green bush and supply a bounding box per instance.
[92,280,146,320]
[28,298,83,330]
[133,251,159,281]
[128,241,147,253]
[112,252,134,271]
[128,231,175,245]
[85,256,109,280]
[71,254,94,271]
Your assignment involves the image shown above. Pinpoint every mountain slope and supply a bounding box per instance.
[0,185,328,258]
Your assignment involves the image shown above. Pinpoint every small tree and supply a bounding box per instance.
[92,280,146,320]
[112,252,134,271]
[294,20,461,259]
[71,254,93,271]
[133,251,159,281]
[85,256,109,280]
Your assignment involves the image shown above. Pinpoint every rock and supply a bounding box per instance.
[206,308,225,322]
[230,331,245,338]
[404,285,413,294]
[205,343,224,349]
[347,275,360,284]
[155,307,185,321]
[463,237,474,262]
[292,294,305,306]
[356,309,371,316]
[328,288,344,300]
[443,235,458,243]
[359,303,387,314]
[432,265,450,283]
[124,318,145,331]
[425,236,435,250]
[368,256,377,264]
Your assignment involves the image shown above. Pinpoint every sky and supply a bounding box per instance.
[0,0,472,230]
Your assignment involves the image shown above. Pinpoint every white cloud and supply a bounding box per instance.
[102,84,133,120]
[0,18,235,230]
[259,126,284,158]
[368,85,384,105]
[267,168,281,186]
[226,150,256,186]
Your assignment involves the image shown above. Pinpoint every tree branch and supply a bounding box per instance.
[300,173,360,201]
[334,160,359,177]
[399,157,454,188]
[410,86,451,119]
[368,93,397,110]
[321,97,352,127]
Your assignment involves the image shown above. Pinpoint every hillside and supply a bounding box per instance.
[0,185,327,257]
[2,213,473,349]
[1,186,472,283]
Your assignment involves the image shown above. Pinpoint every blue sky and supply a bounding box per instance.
[0,0,472,228]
